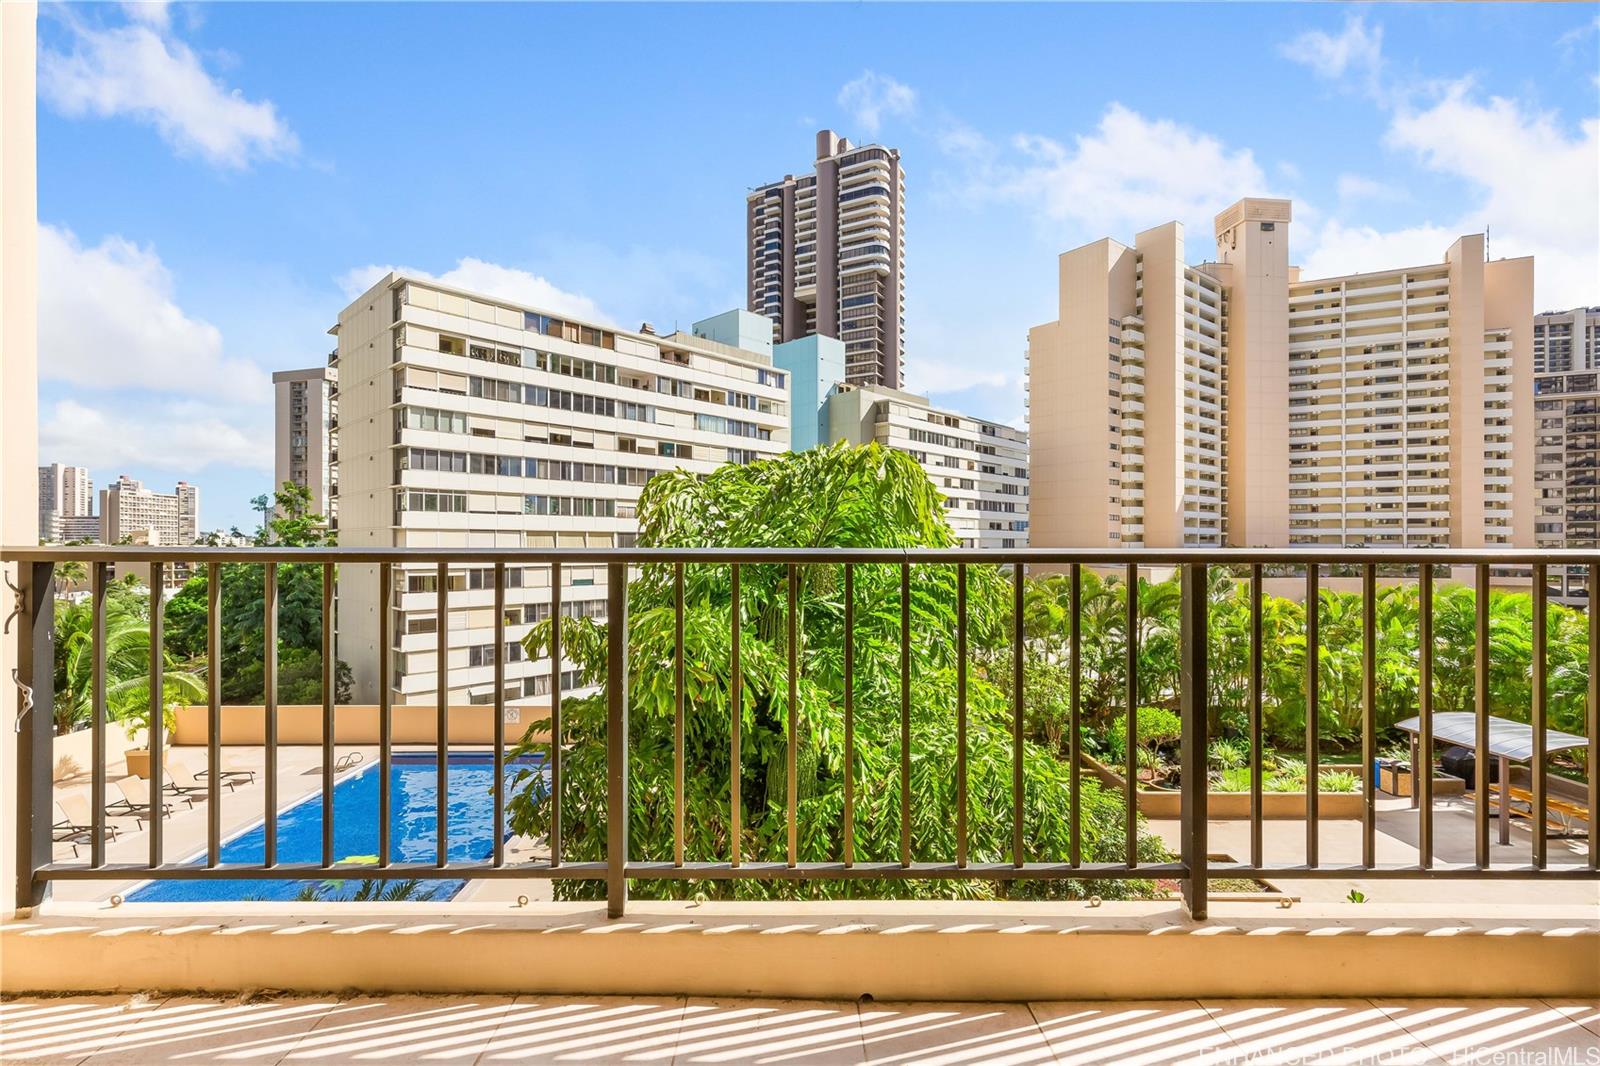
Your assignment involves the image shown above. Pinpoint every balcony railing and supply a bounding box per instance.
[6,545,1598,922]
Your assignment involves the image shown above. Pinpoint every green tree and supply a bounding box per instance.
[507,443,1165,902]
[53,577,204,735]
[165,482,350,705]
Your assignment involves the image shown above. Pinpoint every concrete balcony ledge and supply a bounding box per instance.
[5,900,1596,1000]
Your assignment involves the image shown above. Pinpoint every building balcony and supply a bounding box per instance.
[3,543,1597,1014]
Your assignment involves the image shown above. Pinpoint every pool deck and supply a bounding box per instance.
[3,993,1598,1064]
[49,745,1599,907]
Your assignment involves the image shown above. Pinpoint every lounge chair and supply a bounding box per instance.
[52,795,120,857]
[107,777,182,827]
[182,749,258,786]
[164,753,234,799]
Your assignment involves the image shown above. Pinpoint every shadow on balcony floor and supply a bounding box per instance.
[2,993,1597,1064]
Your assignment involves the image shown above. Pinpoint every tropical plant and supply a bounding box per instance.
[52,576,204,735]
[507,442,1167,902]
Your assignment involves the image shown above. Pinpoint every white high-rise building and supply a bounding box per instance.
[749,129,906,390]
[826,384,1028,549]
[331,273,791,708]
[273,365,338,526]
[100,476,200,547]
[37,463,92,541]
[1533,307,1600,603]
[1028,197,1534,551]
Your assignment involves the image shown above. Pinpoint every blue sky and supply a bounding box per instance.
[36,1,1600,533]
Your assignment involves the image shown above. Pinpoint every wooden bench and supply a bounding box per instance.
[1481,783,1591,837]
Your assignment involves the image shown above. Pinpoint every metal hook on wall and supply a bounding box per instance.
[12,668,34,733]
[2,571,22,635]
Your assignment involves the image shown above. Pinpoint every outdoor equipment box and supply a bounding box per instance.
[1376,758,1413,797]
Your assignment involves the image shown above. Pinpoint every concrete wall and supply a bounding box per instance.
[1485,255,1536,549]
[168,704,549,746]
[1,1,38,917]
[1214,198,1292,547]
[774,334,845,451]
[1135,223,1186,547]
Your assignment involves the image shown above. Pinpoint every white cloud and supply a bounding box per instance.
[120,2,171,29]
[1335,173,1402,203]
[1281,13,1384,93]
[1303,82,1598,309]
[338,259,610,324]
[837,71,917,136]
[40,14,296,169]
[972,104,1268,239]
[39,224,268,402]
[1298,220,1458,281]
[40,398,272,475]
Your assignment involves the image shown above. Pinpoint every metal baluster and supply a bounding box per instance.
[1362,563,1376,870]
[90,562,107,868]
[322,563,336,869]
[1589,563,1599,870]
[492,563,506,868]
[434,561,447,869]
[1475,562,1490,868]
[148,561,165,871]
[1012,561,1024,869]
[956,563,968,869]
[674,562,685,869]
[1419,563,1435,869]
[550,560,562,867]
[605,561,629,919]
[1125,561,1138,868]
[900,561,911,869]
[265,562,281,869]
[1180,562,1208,920]
[730,564,741,869]
[843,564,854,868]
[787,563,799,869]
[1532,563,1547,870]
[374,563,387,868]
[1069,562,1082,868]
[207,561,221,867]
[1305,563,1319,869]
[1249,563,1264,871]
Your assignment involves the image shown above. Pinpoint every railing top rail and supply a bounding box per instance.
[2,545,1595,566]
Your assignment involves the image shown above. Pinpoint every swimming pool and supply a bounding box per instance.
[127,751,545,903]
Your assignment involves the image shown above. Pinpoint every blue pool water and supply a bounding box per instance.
[127,752,545,903]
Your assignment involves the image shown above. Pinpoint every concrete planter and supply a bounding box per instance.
[123,748,151,779]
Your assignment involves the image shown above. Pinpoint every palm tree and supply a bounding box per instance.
[53,586,204,735]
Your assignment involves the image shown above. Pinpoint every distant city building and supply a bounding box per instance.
[1533,307,1600,603]
[55,514,101,542]
[38,463,92,541]
[273,365,338,527]
[826,384,1029,549]
[100,476,200,547]
[694,309,846,451]
[749,129,905,390]
[1028,197,1533,551]
[331,273,790,708]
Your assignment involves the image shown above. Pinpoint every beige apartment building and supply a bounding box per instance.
[272,365,338,526]
[99,475,199,546]
[37,462,91,541]
[1533,307,1600,602]
[827,384,1029,549]
[749,129,906,390]
[1027,197,1534,550]
[332,274,790,707]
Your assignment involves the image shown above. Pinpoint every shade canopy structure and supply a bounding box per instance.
[1394,713,1588,763]
[1395,712,1590,845]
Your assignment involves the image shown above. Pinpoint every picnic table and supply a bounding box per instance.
[1394,713,1589,844]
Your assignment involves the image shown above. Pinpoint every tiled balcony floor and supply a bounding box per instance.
[2,995,1597,1065]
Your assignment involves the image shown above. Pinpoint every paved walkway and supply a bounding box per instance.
[3,995,1598,1064]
